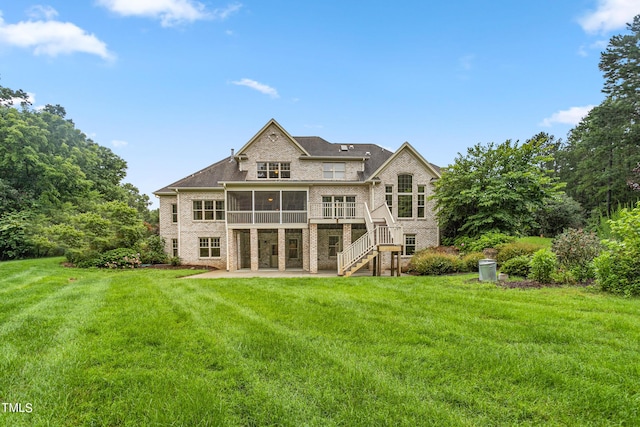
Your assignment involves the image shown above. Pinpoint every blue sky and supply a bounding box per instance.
[1,0,639,207]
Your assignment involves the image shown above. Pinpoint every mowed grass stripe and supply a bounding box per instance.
[1,274,111,427]
[174,276,640,425]
[1,260,640,426]
[159,278,463,425]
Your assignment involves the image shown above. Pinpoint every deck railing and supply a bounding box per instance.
[309,202,364,219]
[226,210,307,224]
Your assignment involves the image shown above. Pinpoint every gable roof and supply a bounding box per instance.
[367,141,441,181]
[154,156,247,194]
[154,121,439,194]
[236,118,310,157]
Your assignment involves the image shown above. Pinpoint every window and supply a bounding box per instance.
[323,162,346,179]
[417,185,426,218]
[397,175,413,218]
[171,204,178,223]
[404,234,416,256]
[215,200,225,220]
[288,239,299,259]
[385,185,393,212]
[199,237,220,258]
[172,239,178,257]
[328,235,342,257]
[193,200,224,221]
[257,162,291,179]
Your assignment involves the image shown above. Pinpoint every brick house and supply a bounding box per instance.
[154,119,440,275]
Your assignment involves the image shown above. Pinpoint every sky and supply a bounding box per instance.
[1,0,640,208]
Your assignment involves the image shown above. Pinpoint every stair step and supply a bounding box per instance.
[344,250,378,277]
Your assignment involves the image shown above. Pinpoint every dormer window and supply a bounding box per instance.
[257,162,290,179]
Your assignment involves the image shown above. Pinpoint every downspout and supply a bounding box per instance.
[224,183,230,271]
[175,188,181,258]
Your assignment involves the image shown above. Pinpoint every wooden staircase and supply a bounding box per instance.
[343,250,378,277]
[337,203,402,276]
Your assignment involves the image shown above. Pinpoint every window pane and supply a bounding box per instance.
[398,175,413,193]
[398,194,412,217]
[269,162,280,178]
[257,162,267,179]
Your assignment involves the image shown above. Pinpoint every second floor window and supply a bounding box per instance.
[193,200,225,220]
[398,174,413,218]
[257,162,290,179]
[171,204,178,223]
[323,162,345,179]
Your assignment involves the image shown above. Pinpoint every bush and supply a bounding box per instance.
[455,233,515,253]
[501,255,531,278]
[593,243,640,296]
[593,202,640,296]
[98,248,142,269]
[529,249,557,283]
[65,248,101,268]
[552,228,601,282]
[460,252,485,272]
[136,235,168,264]
[496,241,545,264]
[408,250,461,275]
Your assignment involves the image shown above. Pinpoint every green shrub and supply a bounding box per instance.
[460,252,485,272]
[496,241,545,264]
[593,244,640,296]
[529,249,557,283]
[169,256,182,266]
[455,232,515,253]
[501,255,531,278]
[65,248,101,268]
[408,251,460,275]
[593,202,640,296]
[552,228,601,282]
[552,268,577,285]
[98,248,142,269]
[136,235,168,264]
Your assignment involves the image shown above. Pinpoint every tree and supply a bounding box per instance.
[431,134,564,241]
[0,82,154,260]
[559,15,640,217]
[559,99,640,216]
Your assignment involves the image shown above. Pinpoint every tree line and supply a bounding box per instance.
[433,15,640,243]
[0,87,162,264]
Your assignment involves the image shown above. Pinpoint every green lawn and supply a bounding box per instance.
[1,258,639,426]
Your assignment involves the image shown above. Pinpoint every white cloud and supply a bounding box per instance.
[213,3,242,20]
[27,5,59,20]
[111,139,129,147]
[0,91,35,107]
[232,78,279,98]
[98,0,241,27]
[579,0,640,33]
[0,11,114,60]
[540,105,596,127]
